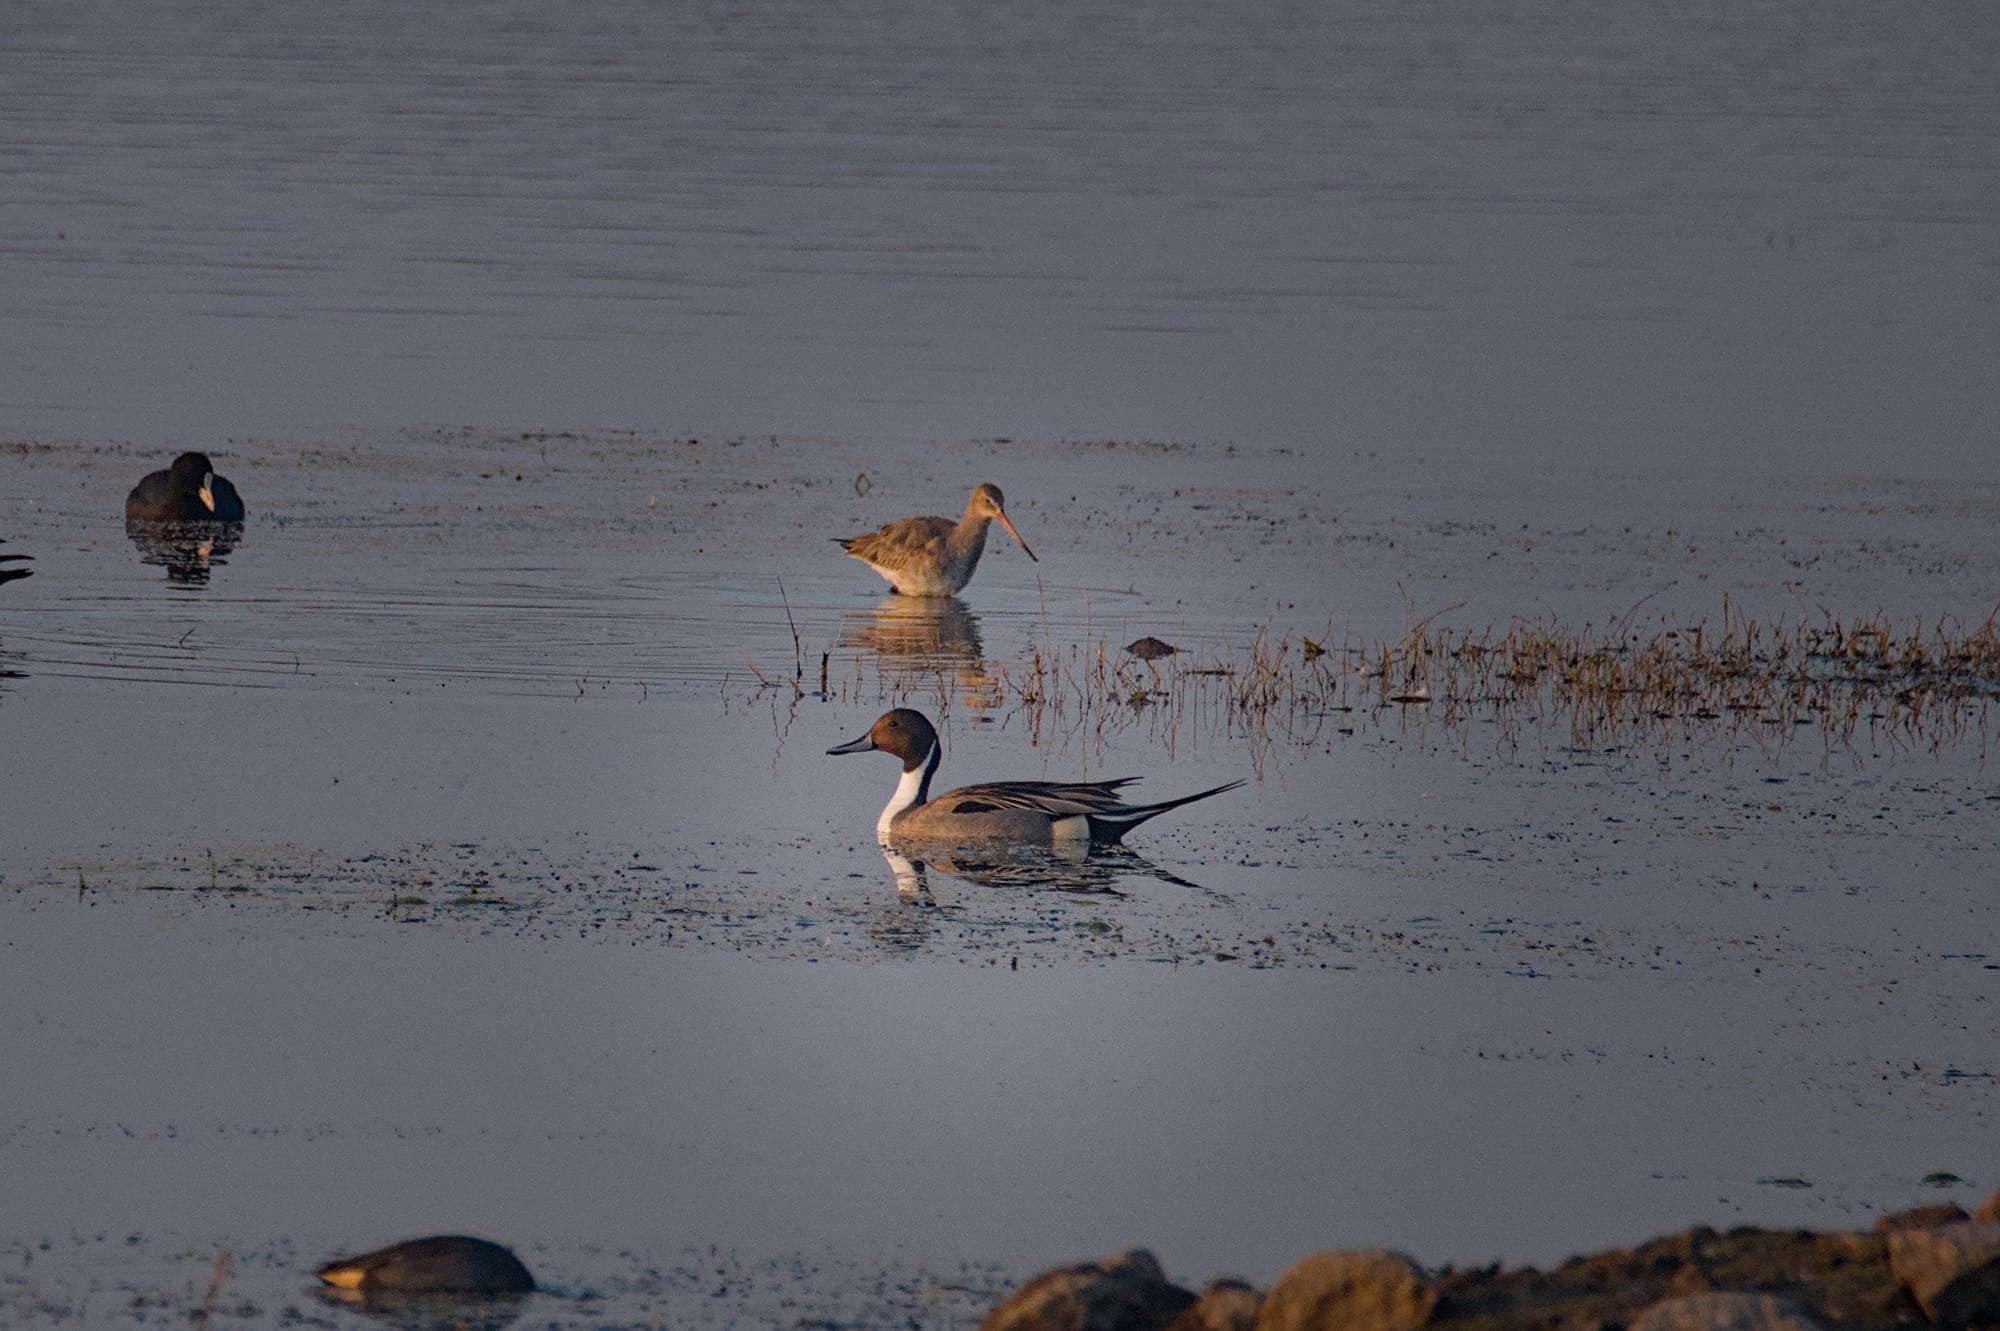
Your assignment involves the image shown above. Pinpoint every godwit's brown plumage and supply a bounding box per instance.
[835,483,1036,596]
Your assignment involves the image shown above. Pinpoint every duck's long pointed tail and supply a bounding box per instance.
[1089,779,1244,845]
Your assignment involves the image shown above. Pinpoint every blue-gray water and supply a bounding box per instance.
[3,4,1999,1327]
[3,0,1996,475]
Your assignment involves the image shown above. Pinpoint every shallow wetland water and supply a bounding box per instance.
[3,0,1998,1322]
[1,431,1997,1327]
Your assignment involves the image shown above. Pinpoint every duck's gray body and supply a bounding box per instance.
[828,708,1240,847]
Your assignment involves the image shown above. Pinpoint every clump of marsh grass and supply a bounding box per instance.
[1394,600,2000,757]
[743,598,2000,762]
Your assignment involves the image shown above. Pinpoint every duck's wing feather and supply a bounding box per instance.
[935,779,1143,817]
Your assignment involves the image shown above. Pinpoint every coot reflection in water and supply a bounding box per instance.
[125,517,243,585]
[312,1286,529,1331]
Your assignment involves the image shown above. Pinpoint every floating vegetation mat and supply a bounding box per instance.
[752,597,2000,762]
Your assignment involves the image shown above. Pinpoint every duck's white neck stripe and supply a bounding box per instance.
[876,740,940,842]
[877,765,928,840]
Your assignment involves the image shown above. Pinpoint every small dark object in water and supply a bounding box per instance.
[1125,636,1177,660]
[0,540,29,585]
[316,1235,535,1294]
[125,451,246,523]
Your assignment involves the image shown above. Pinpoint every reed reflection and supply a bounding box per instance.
[2,547,32,697]
[839,594,997,709]
[0,539,30,586]
[0,646,26,699]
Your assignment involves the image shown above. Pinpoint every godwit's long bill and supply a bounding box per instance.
[835,482,1036,596]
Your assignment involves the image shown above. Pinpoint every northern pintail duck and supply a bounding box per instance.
[125,451,246,523]
[835,483,1036,596]
[0,540,29,585]
[829,708,1240,846]
[317,1235,534,1294]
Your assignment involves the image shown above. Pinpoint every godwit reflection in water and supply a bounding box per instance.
[839,595,997,710]
[125,518,244,586]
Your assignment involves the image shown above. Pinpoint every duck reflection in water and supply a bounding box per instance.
[839,594,996,708]
[877,843,1220,900]
[869,849,940,953]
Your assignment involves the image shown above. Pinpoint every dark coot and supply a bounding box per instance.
[124,452,246,523]
[315,1235,535,1295]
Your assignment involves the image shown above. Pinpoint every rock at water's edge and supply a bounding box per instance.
[981,1249,1196,1331]
[1886,1221,2000,1324]
[1165,1279,1260,1331]
[1256,1250,1435,1331]
[1629,1291,1827,1331]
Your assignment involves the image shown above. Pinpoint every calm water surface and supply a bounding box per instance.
[2,0,1996,474]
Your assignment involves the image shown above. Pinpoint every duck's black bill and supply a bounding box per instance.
[826,733,877,756]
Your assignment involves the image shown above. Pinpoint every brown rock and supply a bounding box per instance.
[1886,1222,2000,1324]
[1426,1225,1916,1331]
[1629,1292,1826,1331]
[1877,1205,1969,1233]
[1817,1229,1884,1263]
[1160,1279,1248,1327]
[1973,1189,2000,1224]
[982,1249,1196,1331]
[1256,1250,1435,1331]
[1166,1280,1261,1331]
[1665,1266,1718,1297]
